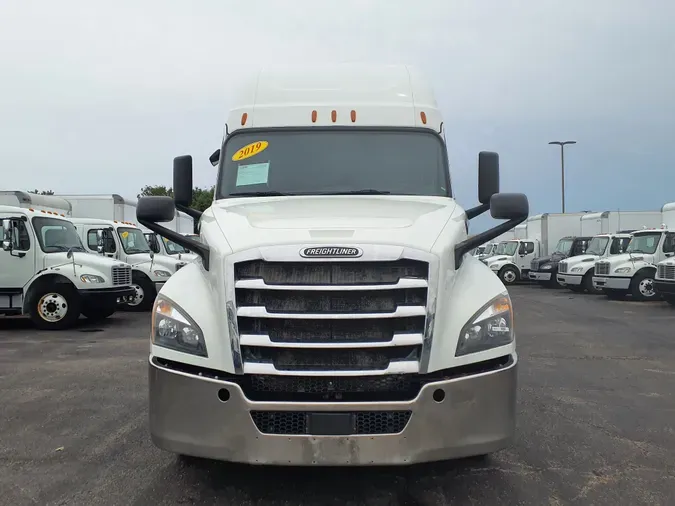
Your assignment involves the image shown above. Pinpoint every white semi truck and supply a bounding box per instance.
[486,238,540,285]
[594,202,675,301]
[526,212,591,287]
[557,233,633,293]
[68,218,187,310]
[136,64,529,466]
[655,203,675,306]
[1,205,134,329]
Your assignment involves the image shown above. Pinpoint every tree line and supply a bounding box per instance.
[137,185,215,212]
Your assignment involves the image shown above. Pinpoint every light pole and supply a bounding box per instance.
[548,140,577,213]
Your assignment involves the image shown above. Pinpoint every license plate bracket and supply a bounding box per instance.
[307,413,353,435]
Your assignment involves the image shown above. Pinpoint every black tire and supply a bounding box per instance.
[81,300,117,321]
[630,271,658,301]
[604,289,626,300]
[28,283,82,330]
[499,266,519,286]
[546,275,562,288]
[124,274,156,312]
[568,285,585,293]
[583,271,602,295]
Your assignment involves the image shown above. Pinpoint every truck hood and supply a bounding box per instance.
[562,254,599,267]
[601,253,655,268]
[127,253,185,270]
[43,251,128,271]
[210,196,459,252]
[535,252,568,266]
[486,255,512,265]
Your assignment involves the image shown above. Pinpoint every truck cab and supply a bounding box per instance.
[655,256,675,306]
[593,227,675,300]
[144,231,199,263]
[135,64,529,466]
[0,206,134,329]
[529,236,590,287]
[69,218,187,310]
[486,238,539,285]
[477,242,498,262]
[557,233,632,293]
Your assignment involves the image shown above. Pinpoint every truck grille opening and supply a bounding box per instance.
[657,264,675,280]
[238,316,425,343]
[530,260,539,271]
[235,259,428,285]
[250,411,412,435]
[242,346,419,371]
[111,266,132,286]
[558,262,567,274]
[236,288,426,314]
[595,262,610,276]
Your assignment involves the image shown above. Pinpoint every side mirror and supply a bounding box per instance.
[66,248,73,259]
[1,219,12,251]
[150,251,155,260]
[96,229,104,254]
[137,196,176,223]
[209,149,220,167]
[490,193,529,220]
[97,245,104,254]
[173,155,194,207]
[478,151,500,205]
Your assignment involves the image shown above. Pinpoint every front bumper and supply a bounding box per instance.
[557,273,582,286]
[655,280,675,295]
[593,276,631,291]
[80,286,135,302]
[148,355,518,466]
[529,271,551,281]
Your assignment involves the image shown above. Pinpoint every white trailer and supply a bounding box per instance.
[514,223,527,239]
[56,194,137,223]
[526,212,586,257]
[581,211,662,235]
[0,190,72,217]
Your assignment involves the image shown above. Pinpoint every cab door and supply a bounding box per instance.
[0,214,37,308]
[517,241,535,271]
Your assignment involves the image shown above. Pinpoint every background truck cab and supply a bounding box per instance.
[143,231,199,263]
[0,206,133,329]
[529,236,590,287]
[557,233,632,293]
[486,238,540,285]
[593,227,675,300]
[69,218,187,311]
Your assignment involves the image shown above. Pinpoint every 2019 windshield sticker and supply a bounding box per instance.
[232,140,269,161]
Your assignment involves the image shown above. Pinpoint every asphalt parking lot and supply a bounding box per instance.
[2,286,675,506]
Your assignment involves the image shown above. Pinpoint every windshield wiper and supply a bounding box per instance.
[229,191,289,197]
[127,248,151,254]
[318,189,391,195]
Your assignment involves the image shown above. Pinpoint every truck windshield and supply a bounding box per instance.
[162,237,189,255]
[495,242,510,255]
[503,242,518,255]
[553,239,574,255]
[626,232,661,254]
[118,227,152,254]
[32,217,86,253]
[586,237,609,256]
[217,129,450,198]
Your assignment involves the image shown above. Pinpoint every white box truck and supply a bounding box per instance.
[580,210,663,236]
[135,64,529,466]
[513,223,527,239]
[0,190,72,217]
[655,203,675,306]
[1,205,134,329]
[486,238,541,285]
[527,212,591,287]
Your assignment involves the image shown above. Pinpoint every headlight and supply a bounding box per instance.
[152,297,207,357]
[541,264,553,270]
[80,274,104,283]
[615,267,632,274]
[456,293,514,357]
[153,269,171,277]
[571,267,584,273]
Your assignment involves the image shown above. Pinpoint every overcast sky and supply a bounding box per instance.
[1,0,673,232]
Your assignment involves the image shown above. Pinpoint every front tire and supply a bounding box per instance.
[499,266,519,286]
[630,272,657,301]
[81,300,117,321]
[28,284,82,330]
[583,271,602,295]
[124,275,156,312]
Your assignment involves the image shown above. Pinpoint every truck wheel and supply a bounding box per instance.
[499,266,519,285]
[568,285,585,293]
[630,272,657,301]
[583,271,601,295]
[82,301,117,321]
[28,284,81,330]
[125,275,156,312]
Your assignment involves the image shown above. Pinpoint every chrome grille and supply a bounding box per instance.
[111,266,131,286]
[531,259,539,271]
[233,258,428,377]
[657,264,675,280]
[558,262,568,274]
[595,262,610,276]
